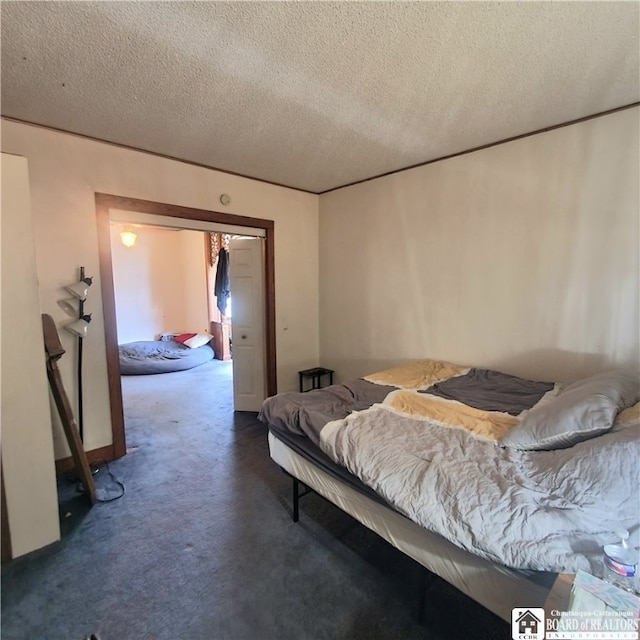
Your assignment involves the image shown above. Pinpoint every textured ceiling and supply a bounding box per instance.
[1,1,638,193]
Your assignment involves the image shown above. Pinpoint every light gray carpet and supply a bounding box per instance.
[1,359,508,640]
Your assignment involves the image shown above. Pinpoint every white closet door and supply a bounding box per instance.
[229,237,266,411]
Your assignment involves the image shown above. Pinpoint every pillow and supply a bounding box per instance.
[173,333,197,344]
[501,369,640,450]
[183,332,213,349]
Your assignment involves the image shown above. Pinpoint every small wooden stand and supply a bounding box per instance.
[42,314,96,505]
[210,320,232,360]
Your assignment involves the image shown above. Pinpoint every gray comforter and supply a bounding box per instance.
[258,378,396,446]
[320,402,639,574]
[261,361,640,574]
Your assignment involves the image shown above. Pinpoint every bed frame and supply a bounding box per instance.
[268,430,556,622]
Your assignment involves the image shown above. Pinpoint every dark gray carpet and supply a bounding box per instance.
[1,359,509,640]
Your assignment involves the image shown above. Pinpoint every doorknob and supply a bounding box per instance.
[241,335,247,339]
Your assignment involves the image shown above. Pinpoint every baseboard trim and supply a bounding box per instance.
[55,444,116,475]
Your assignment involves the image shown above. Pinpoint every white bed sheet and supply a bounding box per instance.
[268,431,555,622]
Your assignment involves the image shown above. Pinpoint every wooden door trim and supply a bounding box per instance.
[95,193,277,460]
[1,465,12,563]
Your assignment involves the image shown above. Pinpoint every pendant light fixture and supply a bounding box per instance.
[120,228,138,248]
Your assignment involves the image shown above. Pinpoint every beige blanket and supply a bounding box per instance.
[364,359,469,390]
[384,390,518,441]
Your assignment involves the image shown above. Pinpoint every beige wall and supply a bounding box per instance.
[1,153,60,556]
[180,230,210,335]
[111,226,209,343]
[319,107,639,383]
[3,106,636,468]
[1,120,320,459]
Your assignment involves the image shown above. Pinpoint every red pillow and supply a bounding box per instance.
[173,333,197,344]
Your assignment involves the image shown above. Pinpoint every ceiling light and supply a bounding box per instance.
[120,229,138,247]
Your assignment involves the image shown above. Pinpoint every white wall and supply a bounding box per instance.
[1,120,320,459]
[319,108,639,383]
[111,226,209,343]
[1,153,60,556]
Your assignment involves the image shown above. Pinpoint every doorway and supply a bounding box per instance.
[95,193,277,460]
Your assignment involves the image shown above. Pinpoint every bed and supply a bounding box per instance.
[258,359,640,621]
[118,338,214,375]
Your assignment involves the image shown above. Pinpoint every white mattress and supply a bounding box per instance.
[269,431,555,622]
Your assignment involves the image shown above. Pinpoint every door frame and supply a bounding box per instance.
[95,193,277,459]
